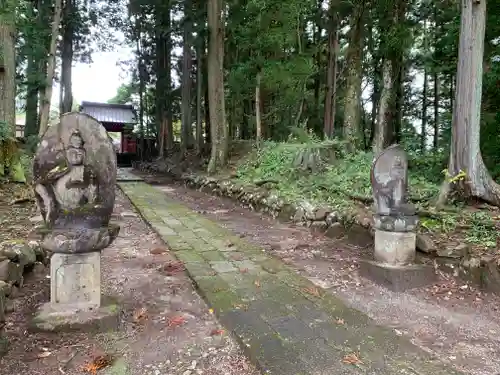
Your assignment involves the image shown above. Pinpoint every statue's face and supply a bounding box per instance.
[390,157,405,180]
[69,133,83,149]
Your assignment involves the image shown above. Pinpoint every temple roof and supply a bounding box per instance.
[79,101,136,125]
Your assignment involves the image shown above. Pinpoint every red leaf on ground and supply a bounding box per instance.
[150,247,168,255]
[210,328,225,336]
[239,268,249,273]
[159,261,185,275]
[167,315,187,328]
[342,353,362,365]
[303,287,321,297]
[82,355,114,374]
[133,307,148,323]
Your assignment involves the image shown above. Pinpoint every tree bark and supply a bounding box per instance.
[195,37,203,154]
[342,1,365,148]
[0,0,25,182]
[60,0,74,114]
[38,0,63,136]
[373,58,393,154]
[207,0,228,174]
[181,0,193,155]
[255,69,262,141]
[437,0,500,207]
[0,8,16,138]
[323,0,338,138]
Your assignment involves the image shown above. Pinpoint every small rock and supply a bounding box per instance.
[0,288,5,322]
[120,211,138,218]
[437,243,469,259]
[0,240,36,268]
[325,212,339,226]
[0,281,11,297]
[416,234,436,254]
[314,207,330,221]
[29,215,43,223]
[324,222,345,239]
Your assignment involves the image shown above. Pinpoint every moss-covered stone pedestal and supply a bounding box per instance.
[30,295,121,333]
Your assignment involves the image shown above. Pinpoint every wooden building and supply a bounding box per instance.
[79,101,137,166]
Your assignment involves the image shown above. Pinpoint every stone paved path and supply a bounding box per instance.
[119,180,464,375]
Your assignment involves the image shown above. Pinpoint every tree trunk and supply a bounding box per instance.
[195,38,203,153]
[0,12,16,138]
[60,0,74,115]
[25,53,39,137]
[422,65,428,152]
[207,0,228,174]
[255,70,262,141]
[181,0,193,155]
[38,0,63,136]
[433,72,440,150]
[323,0,338,138]
[0,1,25,182]
[342,1,365,148]
[437,0,500,207]
[373,58,393,154]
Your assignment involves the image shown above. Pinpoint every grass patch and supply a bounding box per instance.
[232,139,498,252]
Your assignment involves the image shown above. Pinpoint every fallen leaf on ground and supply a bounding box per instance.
[158,261,185,275]
[167,315,187,328]
[210,328,225,336]
[36,351,52,358]
[335,318,345,325]
[303,287,321,297]
[150,247,168,255]
[342,353,362,365]
[133,307,148,323]
[82,355,114,374]
[239,268,249,273]
[233,303,248,310]
[254,279,261,288]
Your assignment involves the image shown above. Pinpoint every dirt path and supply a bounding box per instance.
[0,190,258,375]
[136,172,500,375]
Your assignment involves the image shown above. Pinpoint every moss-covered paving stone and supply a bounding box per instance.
[201,250,226,262]
[119,180,465,375]
[174,250,205,263]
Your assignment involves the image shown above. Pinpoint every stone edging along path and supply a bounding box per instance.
[134,162,500,295]
[118,180,462,375]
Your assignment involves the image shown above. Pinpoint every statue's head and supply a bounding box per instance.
[390,156,405,180]
[69,130,84,149]
[67,130,85,166]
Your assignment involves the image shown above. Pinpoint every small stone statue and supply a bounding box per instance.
[370,144,418,233]
[33,113,119,254]
[360,144,435,291]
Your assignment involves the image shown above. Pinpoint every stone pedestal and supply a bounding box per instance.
[50,252,100,308]
[31,252,120,332]
[361,228,436,292]
[374,230,415,265]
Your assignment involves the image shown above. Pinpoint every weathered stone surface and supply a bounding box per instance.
[324,222,344,239]
[359,260,437,292]
[437,243,469,259]
[0,260,23,285]
[371,144,415,216]
[30,296,121,333]
[416,233,436,254]
[33,112,119,254]
[34,113,116,230]
[50,252,100,308]
[0,240,36,268]
[374,230,416,265]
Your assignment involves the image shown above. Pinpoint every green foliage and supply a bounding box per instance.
[236,139,439,208]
